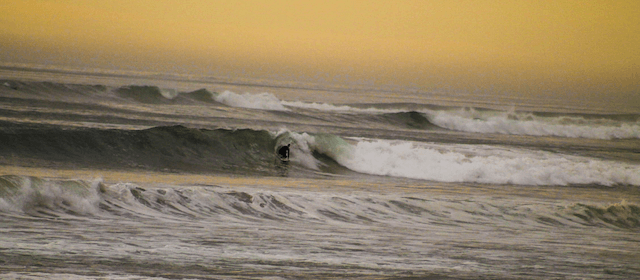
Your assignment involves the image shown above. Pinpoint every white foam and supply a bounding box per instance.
[213,90,289,111]
[0,177,102,215]
[274,129,322,170]
[159,88,178,99]
[318,138,640,186]
[423,108,640,140]
[281,100,399,114]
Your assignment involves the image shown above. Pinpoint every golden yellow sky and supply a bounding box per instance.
[2,0,639,107]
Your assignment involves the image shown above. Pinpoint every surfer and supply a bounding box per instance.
[277,144,290,160]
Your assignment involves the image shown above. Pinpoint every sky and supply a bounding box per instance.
[2,0,639,108]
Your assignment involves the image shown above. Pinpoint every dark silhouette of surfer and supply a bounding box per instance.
[278,144,290,160]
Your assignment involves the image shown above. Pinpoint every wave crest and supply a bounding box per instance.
[0,175,101,216]
[424,107,640,140]
[214,91,288,111]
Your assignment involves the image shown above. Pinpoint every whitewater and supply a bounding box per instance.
[1,65,639,279]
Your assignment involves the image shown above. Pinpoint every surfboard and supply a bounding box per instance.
[279,156,290,162]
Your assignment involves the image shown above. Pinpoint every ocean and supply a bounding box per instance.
[0,64,639,279]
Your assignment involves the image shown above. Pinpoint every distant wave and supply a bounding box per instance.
[282,100,401,114]
[1,174,639,229]
[116,85,175,104]
[367,111,442,130]
[213,90,289,111]
[423,107,640,140]
[211,90,407,113]
[117,86,226,105]
[283,101,640,140]
[212,91,640,140]
[0,79,107,98]
[291,102,640,140]
[4,80,639,140]
[177,88,219,104]
[0,80,223,105]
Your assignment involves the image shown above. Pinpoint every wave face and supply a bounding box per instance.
[116,86,174,104]
[176,88,219,104]
[376,111,441,130]
[0,125,279,175]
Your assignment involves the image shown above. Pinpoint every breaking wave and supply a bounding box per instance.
[208,90,640,140]
[0,175,101,216]
[116,86,225,105]
[272,130,640,186]
[339,139,640,186]
[3,80,638,140]
[116,85,177,103]
[1,175,638,230]
[213,90,288,111]
[1,124,638,186]
[422,107,640,140]
[177,88,219,104]
[282,100,400,114]
[294,134,640,186]
[375,111,441,130]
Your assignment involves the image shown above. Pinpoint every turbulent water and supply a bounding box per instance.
[1,65,639,279]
